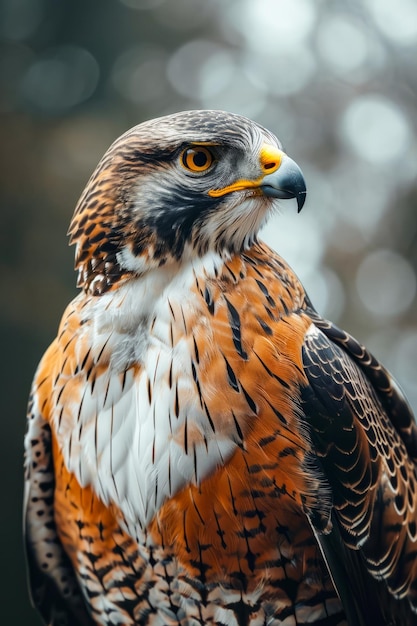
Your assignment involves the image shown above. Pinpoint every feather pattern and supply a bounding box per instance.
[24,110,417,626]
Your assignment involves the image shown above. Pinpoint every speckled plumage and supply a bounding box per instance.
[24,110,417,626]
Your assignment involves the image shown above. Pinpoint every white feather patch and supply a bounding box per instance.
[57,252,237,533]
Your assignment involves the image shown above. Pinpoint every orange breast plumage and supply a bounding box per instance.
[24,110,417,626]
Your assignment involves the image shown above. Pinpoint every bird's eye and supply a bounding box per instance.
[180,146,214,172]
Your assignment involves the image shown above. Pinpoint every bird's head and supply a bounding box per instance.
[68,110,306,295]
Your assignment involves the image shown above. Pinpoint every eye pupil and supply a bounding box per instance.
[181,146,214,172]
[193,151,208,168]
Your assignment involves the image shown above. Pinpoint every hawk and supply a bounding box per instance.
[24,110,417,626]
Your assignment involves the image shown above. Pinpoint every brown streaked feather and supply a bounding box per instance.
[25,109,417,626]
[26,242,348,625]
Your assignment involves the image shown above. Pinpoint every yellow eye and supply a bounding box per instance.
[181,146,214,172]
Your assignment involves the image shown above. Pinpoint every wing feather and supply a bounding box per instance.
[301,314,417,624]
[24,389,92,626]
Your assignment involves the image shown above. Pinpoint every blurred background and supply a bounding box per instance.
[1,0,416,623]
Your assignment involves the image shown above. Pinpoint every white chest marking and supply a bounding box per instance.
[56,252,238,533]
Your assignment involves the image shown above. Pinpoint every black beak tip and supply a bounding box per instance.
[297,191,307,213]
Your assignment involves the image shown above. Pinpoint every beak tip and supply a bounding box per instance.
[297,191,307,213]
[260,153,307,212]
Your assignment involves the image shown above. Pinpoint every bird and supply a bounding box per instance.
[24,109,417,626]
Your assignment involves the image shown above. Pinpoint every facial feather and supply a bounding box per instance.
[68,110,285,295]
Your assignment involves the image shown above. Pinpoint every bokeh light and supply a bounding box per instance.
[243,46,316,97]
[329,163,392,237]
[200,68,268,119]
[21,45,100,114]
[316,14,385,82]
[225,0,316,52]
[0,0,44,41]
[111,45,169,105]
[340,95,412,164]
[119,0,165,10]
[167,40,235,100]
[153,0,216,31]
[367,0,417,46]
[393,329,417,411]
[356,249,416,317]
